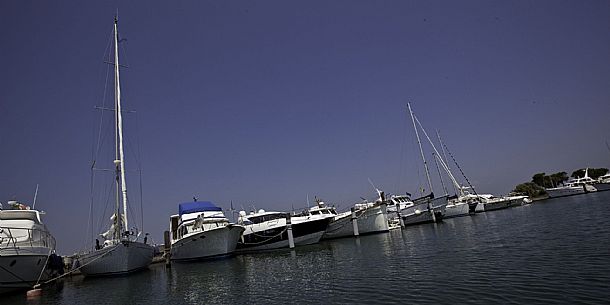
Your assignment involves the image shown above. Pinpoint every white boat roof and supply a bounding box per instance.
[0,209,42,224]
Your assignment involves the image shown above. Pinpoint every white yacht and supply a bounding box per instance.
[390,193,448,226]
[302,197,388,240]
[546,168,597,198]
[236,209,331,252]
[77,17,154,276]
[0,201,57,294]
[470,194,524,212]
[169,201,244,261]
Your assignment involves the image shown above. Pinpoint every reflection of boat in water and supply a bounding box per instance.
[77,17,153,276]
[236,210,331,252]
[0,200,59,294]
[300,195,388,239]
[169,201,244,261]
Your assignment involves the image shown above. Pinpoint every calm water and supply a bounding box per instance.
[7,192,610,304]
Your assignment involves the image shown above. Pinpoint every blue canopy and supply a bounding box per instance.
[179,201,222,216]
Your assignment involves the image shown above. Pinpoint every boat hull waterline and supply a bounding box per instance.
[171,225,244,261]
[78,241,154,276]
[322,204,389,240]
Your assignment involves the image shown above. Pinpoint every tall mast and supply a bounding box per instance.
[114,16,129,233]
[408,103,433,194]
[414,115,464,196]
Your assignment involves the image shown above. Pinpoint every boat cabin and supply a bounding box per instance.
[169,201,229,243]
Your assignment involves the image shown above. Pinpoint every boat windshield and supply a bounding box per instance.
[247,213,290,224]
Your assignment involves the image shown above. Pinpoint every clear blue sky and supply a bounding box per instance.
[2,1,609,254]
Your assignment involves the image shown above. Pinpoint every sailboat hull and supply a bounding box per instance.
[78,241,153,276]
[170,225,244,261]
[322,204,389,239]
[444,202,470,218]
[399,196,447,226]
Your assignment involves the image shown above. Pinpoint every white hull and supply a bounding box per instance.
[444,202,470,218]
[171,225,244,261]
[545,186,587,198]
[237,230,325,252]
[322,205,389,239]
[78,241,153,276]
[399,196,447,226]
[0,253,50,294]
[1,208,56,294]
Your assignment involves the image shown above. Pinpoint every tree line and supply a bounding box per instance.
[512,167,608,198]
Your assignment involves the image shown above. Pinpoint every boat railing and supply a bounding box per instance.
[0,225,56,251]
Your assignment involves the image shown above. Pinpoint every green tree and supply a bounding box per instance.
[513,182,546,197]
[532,173,546,187]
[549,172,568,186]
[571,168,609,179]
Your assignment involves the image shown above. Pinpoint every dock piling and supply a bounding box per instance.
[351,207,359,236]
[286,214,295,249]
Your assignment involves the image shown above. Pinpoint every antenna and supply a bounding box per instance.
[32,184,39,209]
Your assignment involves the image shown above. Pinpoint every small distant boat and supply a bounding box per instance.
[301,196,388,240]
[470,194,524,212]
[77,17,154,276]
[169,201,244,261]
[0,200,59,294]
[236,209,331,252]
[546,168,597,198]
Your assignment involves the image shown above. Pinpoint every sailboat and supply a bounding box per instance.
[392,103,448,226]
[77,17,154,276]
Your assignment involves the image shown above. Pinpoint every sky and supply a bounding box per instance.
[1,1,609,254]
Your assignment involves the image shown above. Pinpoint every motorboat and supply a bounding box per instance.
[546,168,597,198]
[300,197,388,240]
[169,201,244,261]
[236,209,331,252]
[0,200,59,294]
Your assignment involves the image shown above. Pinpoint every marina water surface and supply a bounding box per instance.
[7,192,610,304]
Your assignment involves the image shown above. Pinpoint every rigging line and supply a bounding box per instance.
[432,152,448,195]
[96,175,116,242]
[441,141,478,196]
[34,248,53,286]
[437,129,459,196]
[397,114,408,194]
[36,245,121,289]
[135,112,145,232]
[88,32,113,247]
[93,31,114,163]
